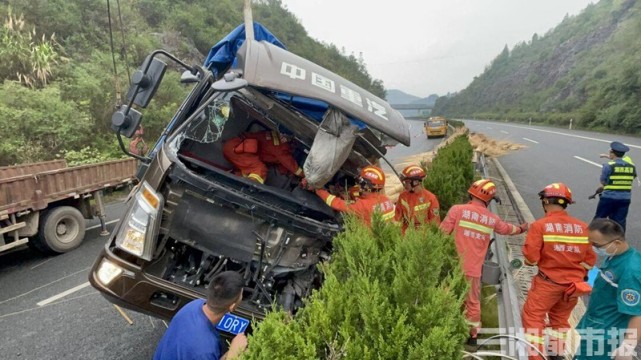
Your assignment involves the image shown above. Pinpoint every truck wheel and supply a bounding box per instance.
[35,206,86,253]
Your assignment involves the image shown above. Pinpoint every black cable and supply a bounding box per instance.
[115,0,131,84]
[106,0,121,106]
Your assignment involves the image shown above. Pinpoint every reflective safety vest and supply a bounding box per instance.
[604,157,636,191]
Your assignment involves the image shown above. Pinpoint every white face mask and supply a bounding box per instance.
[592,241,617,267]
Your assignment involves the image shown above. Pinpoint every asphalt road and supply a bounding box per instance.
[0,201,166,360]
[384,118,443,167]
[464,119,641,249]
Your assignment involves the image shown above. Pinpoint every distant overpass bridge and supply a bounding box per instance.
[390,104,433,110]
[390,104,433,119]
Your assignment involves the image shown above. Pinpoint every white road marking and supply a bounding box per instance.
[523,138,539,144]
[0,266,91,305]
[573,156,602,168]
[30,257,54,270]
[162,320,169,328]
[86,219,120,231]
[37,282,91,306]
[491,123,641,149]
[0,292,98,319]
[500,130,509,134]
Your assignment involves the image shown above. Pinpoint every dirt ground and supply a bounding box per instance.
[384,128,525,202]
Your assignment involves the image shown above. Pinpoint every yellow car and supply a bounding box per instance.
[425,117,447,138]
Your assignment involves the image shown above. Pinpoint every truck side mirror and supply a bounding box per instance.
[126,56,167,108]
[180,70,200,84]
[111,105,143,138]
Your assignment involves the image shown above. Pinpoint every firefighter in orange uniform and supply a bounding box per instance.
[223,136,266,183]
[521,183,596,360]
[245,131,304,177]
[395,164,440,234]
[223,130,303,184]
[440,179,528,345]
[313,165,395,228]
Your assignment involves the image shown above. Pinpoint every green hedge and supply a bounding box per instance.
[242,135,476,360]
[424,135,475,214]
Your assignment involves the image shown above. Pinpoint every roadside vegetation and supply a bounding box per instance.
[433,0,641,135]
[0,0,383,166]
[244,132,479,359]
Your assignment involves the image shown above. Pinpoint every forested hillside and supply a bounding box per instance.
[0,0,384,166]
[433,0,641,134]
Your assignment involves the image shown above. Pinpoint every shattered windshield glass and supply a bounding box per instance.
[181,98,230,144]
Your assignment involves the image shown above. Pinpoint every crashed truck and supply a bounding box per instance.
[89,23,410,329]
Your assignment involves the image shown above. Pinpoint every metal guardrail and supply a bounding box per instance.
[479,153,529,359]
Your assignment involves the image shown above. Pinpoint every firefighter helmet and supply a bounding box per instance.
[360,165,385,190]
[401,165,426,180]
[538,183,574,205]
[468,179,496,203]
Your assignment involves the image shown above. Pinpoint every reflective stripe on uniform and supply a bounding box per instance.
[324,194,337,206]
[246,173,265,184]
[525,334,545,345]
[413,203,430,211]
[546,329,568,339]
[459,220,493,234]
[543,235,589,244]
[381,210,395,221]
[466,319,481,327]
[400,199,411,212]
[271,131,280,146]
[295,167,303,176]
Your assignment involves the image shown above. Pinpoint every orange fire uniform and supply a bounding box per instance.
[244,131,303,177]
[395,188,440,233]
[440,201,524,337]
[223,137,267,183]
[521,210,596,358]
[315,189,395,228]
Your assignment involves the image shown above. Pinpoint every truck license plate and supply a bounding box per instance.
[216,313,250,335]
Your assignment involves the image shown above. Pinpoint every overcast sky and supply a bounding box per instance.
[280,0,595,98]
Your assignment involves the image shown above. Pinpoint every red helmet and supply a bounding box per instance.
[539,183,574,205]
[360,165,385,190]
[468,179,496,203]
[401,165,426,180]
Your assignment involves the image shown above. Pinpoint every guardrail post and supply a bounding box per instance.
[93,190,109,236]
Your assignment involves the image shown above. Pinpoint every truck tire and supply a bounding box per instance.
[34,206,86,253]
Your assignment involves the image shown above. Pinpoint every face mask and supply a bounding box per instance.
[593,242,616,267]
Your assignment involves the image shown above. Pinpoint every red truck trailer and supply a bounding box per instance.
[0,158,137,253]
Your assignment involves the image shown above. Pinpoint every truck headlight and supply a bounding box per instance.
[115,181,162,260]
[96,259,123,285]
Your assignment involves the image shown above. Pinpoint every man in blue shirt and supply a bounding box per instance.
[594,141,636,232]
[575,219,641,360]
[154,271,248,360]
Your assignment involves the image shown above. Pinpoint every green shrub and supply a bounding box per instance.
[242,217,468,360]
[424,135,475,214]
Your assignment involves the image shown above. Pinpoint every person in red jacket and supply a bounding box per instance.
[521,183,596,360]
[440,179,528,345]
[395,164,440,234]
[313,165,395,228]
[223,130,303,184]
